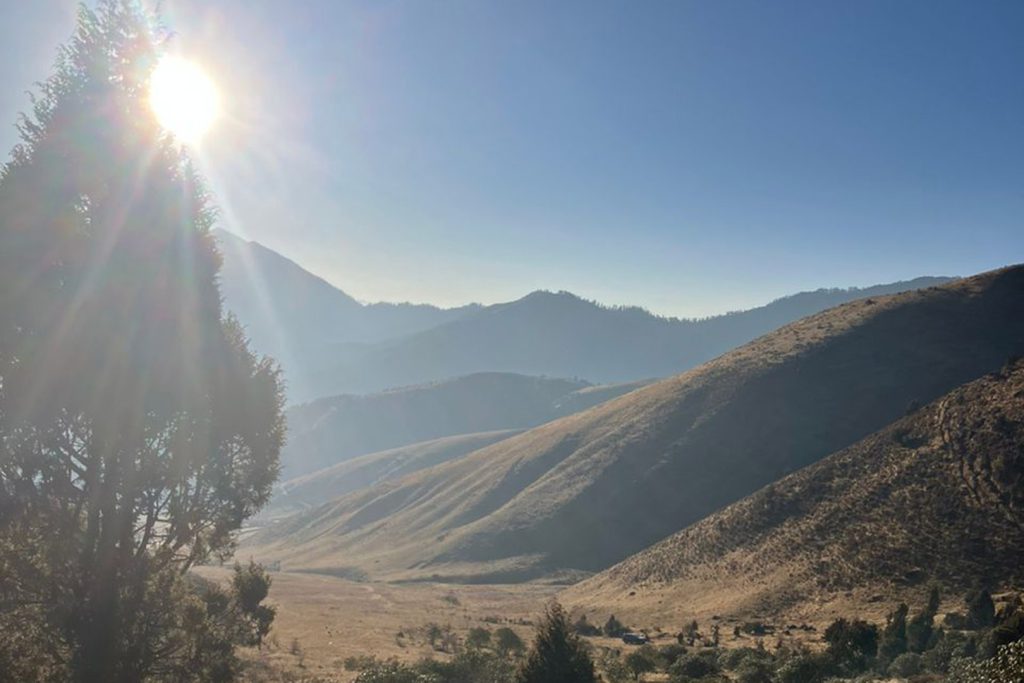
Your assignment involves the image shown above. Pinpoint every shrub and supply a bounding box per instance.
[624,646,660,679]
[888,652,923,677]
[668,651,719,680]
[947,637,1024,683]
[774,652,834,683]
[466,627,492,650]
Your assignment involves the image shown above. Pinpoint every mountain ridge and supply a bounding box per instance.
[243,266,1024,582]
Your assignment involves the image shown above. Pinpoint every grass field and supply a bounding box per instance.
[193,567,558,681]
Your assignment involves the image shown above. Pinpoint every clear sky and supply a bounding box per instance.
[1,1,1021,317]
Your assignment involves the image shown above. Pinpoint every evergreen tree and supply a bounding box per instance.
[231,561,276,649]
[604,614,627,637]
[517,602,598,683]
[0,2,284,681]
[907,586,941,653]
[879,604,910,662]
[966,589,996,629]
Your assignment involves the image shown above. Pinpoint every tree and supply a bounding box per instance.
[495,627,525,658]
[604,614,627,637]
[466,627,493,650]
[516,601,598,683]
[824,617,878,666]
[907,586,941,653]
[0,2,284,681]
[231,561,276,649]
[573,614,601,637]
[966,589,996,629]
[879,604,909,662]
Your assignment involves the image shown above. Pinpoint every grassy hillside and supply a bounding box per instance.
[280,373,648,478]
[245,266,1024,582]
[265,430,522,519]
[304,278,952,397]
[566,359,1024,625]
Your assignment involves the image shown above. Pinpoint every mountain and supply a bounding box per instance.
[297,279,953,399]
[214,229,479,398]
[565,359,1024,626]
[243,266,1024,582]
[215,229,952,402]
[265,430,523,519]
[280,373,650,479]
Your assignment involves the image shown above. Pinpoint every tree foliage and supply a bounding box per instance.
[516,601,597,683]
[0,2,283,680]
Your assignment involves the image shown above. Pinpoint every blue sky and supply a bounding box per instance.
[1,1,1021,317]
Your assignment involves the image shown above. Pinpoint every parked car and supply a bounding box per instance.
[621,632,649,645]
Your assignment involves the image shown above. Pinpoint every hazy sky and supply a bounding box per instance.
[1,1,1021,317]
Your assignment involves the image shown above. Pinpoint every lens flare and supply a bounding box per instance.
[149,57,220,144]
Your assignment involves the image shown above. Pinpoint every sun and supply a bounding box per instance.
[149,57,221,144]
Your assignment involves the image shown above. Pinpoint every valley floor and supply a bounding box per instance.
[192,567,558,681]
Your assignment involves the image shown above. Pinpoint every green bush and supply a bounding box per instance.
[947,638,1024,683]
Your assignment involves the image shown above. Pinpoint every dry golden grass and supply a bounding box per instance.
[566,361,1024,629]
[192,567,557,681]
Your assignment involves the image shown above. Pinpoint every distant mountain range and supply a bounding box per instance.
[243,266,1024,584]
[214,229,953,402]
[567,357,1024,625]
[279,372,650,479]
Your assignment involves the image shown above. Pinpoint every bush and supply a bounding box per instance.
[466,627,492,650]
[888,652,923,678]
[947,637,1024,683]
[774,652,834,683]
[735,657,774,683]
[668,651,719,680]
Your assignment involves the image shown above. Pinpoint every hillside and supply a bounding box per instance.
[244,266,1024,581]
[265,430,523,519]
[565,359,1024,625]
[280,373,649,478]
[302,278,952,397]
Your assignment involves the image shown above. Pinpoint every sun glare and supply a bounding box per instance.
[149,57,220,144]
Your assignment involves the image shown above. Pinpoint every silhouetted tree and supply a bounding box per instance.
[466,627,492,650]
[966,589,996,629]
[231,561,276,649]
[495,627,525,658]
[573,614,601,637]
[824,617,878,665]
[516,602,597,683]
[907,586,941,652]
[879,604,910,662]
[0,2,284,681]
[604,614,627,637]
